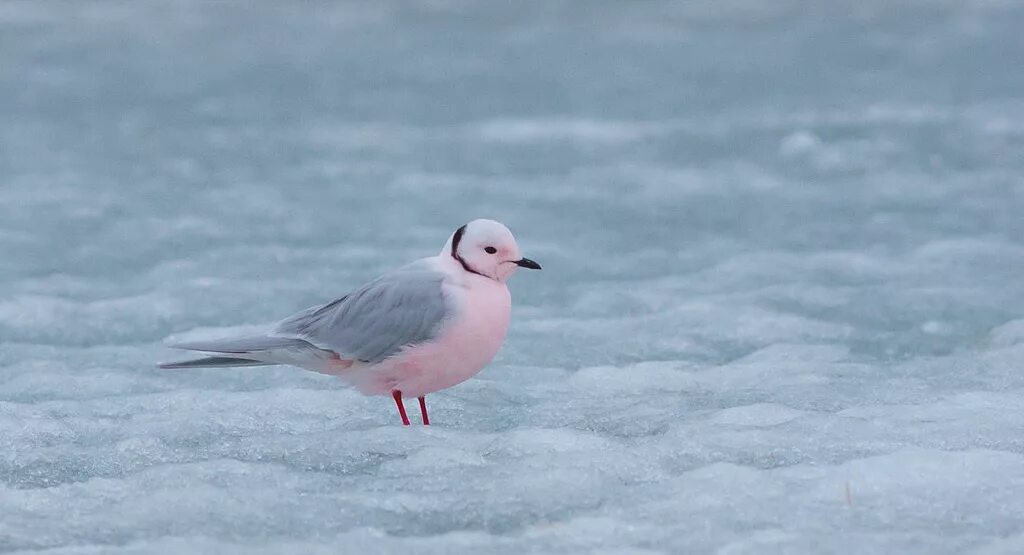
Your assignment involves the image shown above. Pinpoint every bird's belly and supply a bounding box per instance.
[363,282,511,397]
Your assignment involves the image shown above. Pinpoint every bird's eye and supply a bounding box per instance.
[484,246,497,254]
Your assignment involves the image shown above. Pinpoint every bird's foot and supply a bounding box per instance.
[418,396,430,426]
[392,390,410,426]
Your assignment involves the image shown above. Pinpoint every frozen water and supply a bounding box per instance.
[2,0,1024,553]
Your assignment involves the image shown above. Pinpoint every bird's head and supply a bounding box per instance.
[442,219,541,282]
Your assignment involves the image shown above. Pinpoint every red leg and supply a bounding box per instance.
[418,396,430,426]
[392,390,410,426]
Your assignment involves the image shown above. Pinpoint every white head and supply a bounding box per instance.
[441,219,541,282]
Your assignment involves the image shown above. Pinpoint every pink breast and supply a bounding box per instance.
[385,282,512,397]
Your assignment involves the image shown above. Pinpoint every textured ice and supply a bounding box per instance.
[2,0,1024,553]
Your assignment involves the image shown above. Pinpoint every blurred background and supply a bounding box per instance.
[2,1,1023,553]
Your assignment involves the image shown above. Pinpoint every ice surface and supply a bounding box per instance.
[2,0,1024,553]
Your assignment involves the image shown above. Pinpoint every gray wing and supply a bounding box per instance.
[275,261,451,364]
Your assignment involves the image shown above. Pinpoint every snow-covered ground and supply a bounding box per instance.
[2,1,1024,553]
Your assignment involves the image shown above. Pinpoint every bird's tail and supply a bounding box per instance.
[159,356,275,369]
[157,334,339,373]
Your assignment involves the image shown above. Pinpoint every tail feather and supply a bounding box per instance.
[169,335,305,354]
[160,334,341,373]
[159,356,275,369]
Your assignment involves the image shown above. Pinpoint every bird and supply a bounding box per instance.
[160,218,541,426]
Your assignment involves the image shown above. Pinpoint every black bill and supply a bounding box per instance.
[514,257,542,270]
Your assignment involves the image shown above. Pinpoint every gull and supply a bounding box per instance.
[160,219,541,425]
